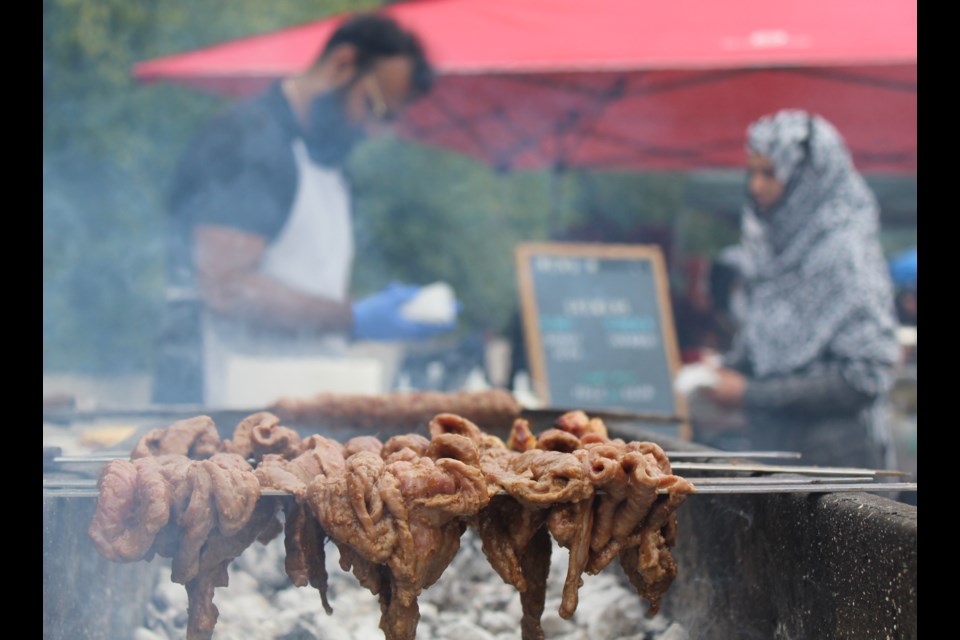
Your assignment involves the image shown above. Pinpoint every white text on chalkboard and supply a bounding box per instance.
[563,297,632,316]
[534,256,600,274]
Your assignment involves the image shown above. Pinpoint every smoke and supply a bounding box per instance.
[43,144,166,374]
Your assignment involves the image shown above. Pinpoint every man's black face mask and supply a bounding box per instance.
[304,85,366,167]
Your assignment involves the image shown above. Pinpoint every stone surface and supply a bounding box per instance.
[478,610,516,634]
[659,622,690,640]
[434,619,499,640]
[637,428,919,640]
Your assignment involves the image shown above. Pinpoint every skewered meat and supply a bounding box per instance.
[483,449,594,506]
[309,451,396,563]
[345,435,385,457]
[536,428,582,453]
[507,418,538,451]
[183,499,280,640]
[272,389,522,435]
[475,495,550,639]
[477,420,692,632]
[305,429,490,640]
[87,457,171,561]
[554,409,608,439]
[88,409,692,640]
[131,415,221,460]
[88,448,271,640]
[547,499,595,619]
[382,434,431,462]
[255,434,345,499]
[160,453,262,585]
[281,499,333,614]
[222,411,301,461]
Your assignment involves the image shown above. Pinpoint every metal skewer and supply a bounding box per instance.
[45,476,866,489]
[49,455,130,464]
[42,477,917,498]
[688,482,917,495]
[665,451,803,460]
[669,461,909,477]
[680,476,867,485]
[46,450,805,465]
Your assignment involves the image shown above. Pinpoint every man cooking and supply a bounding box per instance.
[153,12,457,405]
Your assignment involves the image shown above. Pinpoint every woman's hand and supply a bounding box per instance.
[701,367,747,408]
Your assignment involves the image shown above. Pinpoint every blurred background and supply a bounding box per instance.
[42,0,916,425]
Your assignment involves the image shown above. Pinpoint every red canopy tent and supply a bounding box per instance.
[133,0,917,174]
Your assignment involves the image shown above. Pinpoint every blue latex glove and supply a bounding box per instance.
[351,283,458,341]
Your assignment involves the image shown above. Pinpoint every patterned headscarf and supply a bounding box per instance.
[735,110,899,393]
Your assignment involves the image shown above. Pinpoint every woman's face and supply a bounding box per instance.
[747,152,785,214]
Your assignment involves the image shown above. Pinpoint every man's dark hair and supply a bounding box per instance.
[316,12,435,99]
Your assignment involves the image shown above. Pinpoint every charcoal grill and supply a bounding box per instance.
[42,409,917,640]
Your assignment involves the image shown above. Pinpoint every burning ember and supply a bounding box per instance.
[137,531,691,640]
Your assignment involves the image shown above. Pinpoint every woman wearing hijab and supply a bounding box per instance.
[700,109,901,469]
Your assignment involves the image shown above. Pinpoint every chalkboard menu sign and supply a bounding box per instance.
[516,243,688,438]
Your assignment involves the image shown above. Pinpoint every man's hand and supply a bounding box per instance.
[352,283,458,341]
[194,224,353,333]
[700,367,747,409]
